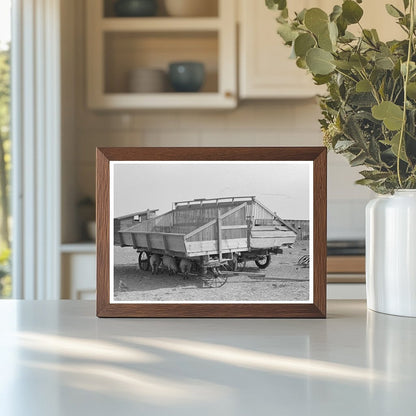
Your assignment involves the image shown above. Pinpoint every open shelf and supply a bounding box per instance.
[61,242,96,254]
[101,17,221,32]
[87,0,236,109]
[103,0,219,18]
[91,92,234,109]
[104,31,218,94]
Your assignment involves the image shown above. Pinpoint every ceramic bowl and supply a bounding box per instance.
[164,0,218,17]
[114,0,158,17]
[168,62,205,93]
[128,68,167,93]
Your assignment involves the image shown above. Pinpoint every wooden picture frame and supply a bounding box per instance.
[96,147,327,318]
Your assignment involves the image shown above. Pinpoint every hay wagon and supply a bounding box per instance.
[115,196,297,287]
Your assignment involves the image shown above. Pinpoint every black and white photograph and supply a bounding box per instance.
[110,161,313,304]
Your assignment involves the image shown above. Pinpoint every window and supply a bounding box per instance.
[0,0,11,298]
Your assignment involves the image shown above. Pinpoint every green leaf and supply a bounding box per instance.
[333,60,353,70]
[371,29,380,42]
[313,74,332,85]
[378,78,386,99]
[334,140,355,152]
[401,61,416,76]
[360,170,391,181]
[339,31,356,43]
[369,136,382,163]
[318,27,334,52]
[336,15,348,36]
[385,4,404,18]
[342,0,364,24]
[328,21,338,44]
[304,8,329,35]
[372,101,404,131]
[348,92,377,107]
[296,8,307,23]
[277,23,298,43]
[350,152,368,167]
[330,5,342,22]
[296,57,308,69]
[350,54,368,70]
[407,82,416,99]
[306,48,335,75]
[294,33,316,58]
[355,178,377,186]
[382,132,409,162]
[344,114,367,147]
[356,79,372,92]
[363,29,376,46]
[266,0,287,11]
[375,55,395,70]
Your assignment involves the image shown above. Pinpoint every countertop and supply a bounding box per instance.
[0,300,415,415]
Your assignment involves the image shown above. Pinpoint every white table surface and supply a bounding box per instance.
[0,300,415,416]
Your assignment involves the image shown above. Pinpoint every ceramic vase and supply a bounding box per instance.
[366,190,416,317]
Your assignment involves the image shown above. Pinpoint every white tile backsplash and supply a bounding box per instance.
[73,98,370,239]
[328,199,369,240]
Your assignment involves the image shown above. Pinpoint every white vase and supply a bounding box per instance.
[366,190,416,317]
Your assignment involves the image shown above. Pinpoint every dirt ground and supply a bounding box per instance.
[113,240,310,302]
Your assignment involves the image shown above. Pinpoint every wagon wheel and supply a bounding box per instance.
[202,267,228,288]
[138,251,150,271]
[255,254,271,269]
[297,255,310,268]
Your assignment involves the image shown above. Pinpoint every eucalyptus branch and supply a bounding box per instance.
[390,79,398,101]
[397,0,415,188]
[267,0,416,193]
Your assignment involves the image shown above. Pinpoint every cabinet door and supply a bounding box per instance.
[62,253,96,300]
[239,0,403,99]
[239,0,326,99]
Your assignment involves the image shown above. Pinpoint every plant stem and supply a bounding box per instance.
[334,68,358,84]
[397,0,415,188]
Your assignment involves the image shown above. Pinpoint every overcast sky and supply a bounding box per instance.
[112,162,311,220]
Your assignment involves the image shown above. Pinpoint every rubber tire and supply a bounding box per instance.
[255,254,271,269]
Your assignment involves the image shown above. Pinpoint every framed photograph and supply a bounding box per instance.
[96,147,327,318]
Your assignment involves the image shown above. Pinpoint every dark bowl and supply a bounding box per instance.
[168,62,205,93]
[114,0,158,17]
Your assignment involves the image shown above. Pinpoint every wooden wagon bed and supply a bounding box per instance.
[116,196,297,259]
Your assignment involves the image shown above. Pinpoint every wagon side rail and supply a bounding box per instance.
[119,229,188,257]
[254,198,299,235]
[184,202,249,258]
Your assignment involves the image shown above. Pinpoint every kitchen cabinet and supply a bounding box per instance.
[61,245,96,300]
[239,0,325,99]
[86,0,237,109]
[238,0,404,99]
